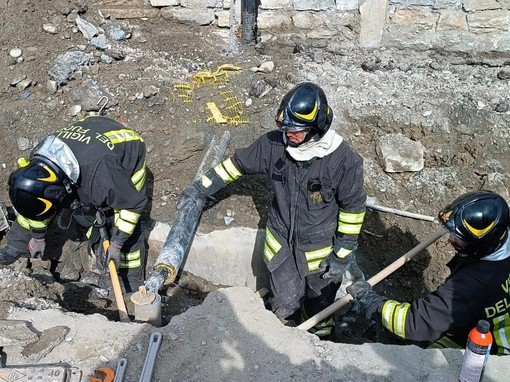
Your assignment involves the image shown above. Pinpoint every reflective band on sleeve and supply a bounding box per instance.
[381,300,411,339]
[337,223,363,235]
[492,313,510,355]
[115,210,140,235]
[104,129,144,144]
[264,227,282,262]
[16,215,50,230]
[337,211,365,235]
[339,211,365,223]
[214,158,242,183]
[222,158,242,179]
[305,245,332,271]
[131,165,146,191]
[119,210,140,224]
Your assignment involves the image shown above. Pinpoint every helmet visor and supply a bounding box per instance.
[276,118,311,133]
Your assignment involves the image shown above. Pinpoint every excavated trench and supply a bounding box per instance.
[1,214,436,349]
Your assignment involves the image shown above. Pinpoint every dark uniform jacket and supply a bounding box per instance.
[199,130,366,276]
[370,252,510,355]
[18,116,148,248]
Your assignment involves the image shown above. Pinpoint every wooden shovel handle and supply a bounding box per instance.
[297,228,447,331]
[103,239,130,323]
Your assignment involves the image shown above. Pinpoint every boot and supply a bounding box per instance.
[0,245,28,265]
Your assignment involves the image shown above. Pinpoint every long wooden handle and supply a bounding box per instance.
[108,259,130,323]
[297,228,447,331]
[103,238,130,323]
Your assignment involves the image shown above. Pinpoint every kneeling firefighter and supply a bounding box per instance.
[0,116,149,293]
[180,82,367,337]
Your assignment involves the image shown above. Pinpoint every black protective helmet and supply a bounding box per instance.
[438,190,510,257]
[275,82,333,137]
[8,156,70,221]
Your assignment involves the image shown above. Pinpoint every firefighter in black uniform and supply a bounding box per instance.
[182,82,367,336]
[346,190,510,355]
[0,116,149,293]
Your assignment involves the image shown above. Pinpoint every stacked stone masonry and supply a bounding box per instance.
[94,0,510,52]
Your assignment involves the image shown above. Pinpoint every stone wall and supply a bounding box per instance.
[96,0,510,53]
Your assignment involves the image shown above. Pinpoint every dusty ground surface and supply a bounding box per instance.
[2,0,510,356]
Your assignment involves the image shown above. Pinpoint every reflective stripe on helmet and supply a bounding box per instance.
[16,215,51,230]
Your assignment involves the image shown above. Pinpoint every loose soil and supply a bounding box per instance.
[2,0,510,348]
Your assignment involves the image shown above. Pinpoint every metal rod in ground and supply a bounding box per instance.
[297,228,447,332]
[241,0,257,43]
[145,131,231,294]
[366,198,436,222]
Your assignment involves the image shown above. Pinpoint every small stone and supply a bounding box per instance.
[16,57,24,64]
[495,101,509,113]
[422,110,432,117]
[69,105,82,116]
[497,70,510,80]
[9,48,22,58]
[42,24,58,34]
[47,80,58,94]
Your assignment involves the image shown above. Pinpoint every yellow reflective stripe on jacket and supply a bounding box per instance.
[337,211,365,235]
[104,129,144,144]
[214,158,242,183]
[264,227,282,262]
[305,245,332,272]
[16,215,51,230]
[114,210,140,235]
[131,164,146,191]
[492,312,510,355]
[119,249,141,269]
[381,300,411,339]
[427,336,462,350]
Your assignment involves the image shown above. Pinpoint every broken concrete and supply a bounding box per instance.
[4,287,508,381]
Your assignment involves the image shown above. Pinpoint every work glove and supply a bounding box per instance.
[176,182,208,209]
[97,241,122,271]
[28,238,46,259]
[319,242,360,282]
[345,280,386,321]
[106,242,122,270]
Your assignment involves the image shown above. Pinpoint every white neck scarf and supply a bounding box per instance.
[481,230,510,261]
[285,129,343,161]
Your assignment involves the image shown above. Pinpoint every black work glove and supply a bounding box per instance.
[106,242,121,270]
[176,182,208,209]
[28,238,46,259]
[319,246,359,283]
[345,280,386,320]
[97,241,122,271]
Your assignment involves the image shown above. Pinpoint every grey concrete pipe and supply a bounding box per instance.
[145,131,231,294]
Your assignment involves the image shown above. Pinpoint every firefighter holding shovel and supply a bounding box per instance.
[0,116,149,295]
[346,190,510,354]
